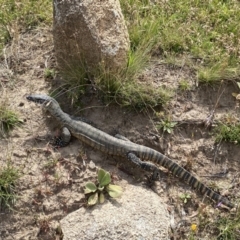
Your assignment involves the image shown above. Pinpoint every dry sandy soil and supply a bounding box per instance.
[0,27,240,239]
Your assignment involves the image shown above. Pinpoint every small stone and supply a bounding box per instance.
[88,160,96,171]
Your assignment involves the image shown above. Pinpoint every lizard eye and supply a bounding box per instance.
[26,96,34,101]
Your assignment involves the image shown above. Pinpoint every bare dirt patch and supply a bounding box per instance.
[1,27,240,239]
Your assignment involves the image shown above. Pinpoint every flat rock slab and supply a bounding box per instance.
[60,184,170,240]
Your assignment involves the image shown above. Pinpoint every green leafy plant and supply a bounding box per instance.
[157,118,177,134]
[179,193,191,204]
[84,168,123,206]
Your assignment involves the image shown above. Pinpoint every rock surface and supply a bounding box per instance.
[53,0,130,73]
[60,184,170,240]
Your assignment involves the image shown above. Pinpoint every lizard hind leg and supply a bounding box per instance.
[127,152,160,180]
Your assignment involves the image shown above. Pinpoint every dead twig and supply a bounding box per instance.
[201,169,229,178]
[203,81,225,128]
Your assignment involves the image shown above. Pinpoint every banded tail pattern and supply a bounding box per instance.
[154,153,234,208]
[27,94,234,209]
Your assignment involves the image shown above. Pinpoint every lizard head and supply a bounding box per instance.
[26,94,60,111]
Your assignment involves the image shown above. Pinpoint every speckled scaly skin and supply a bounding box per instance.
[26,94,234,208]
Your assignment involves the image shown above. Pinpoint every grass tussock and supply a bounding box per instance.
[198,63,240,84]
[0,162,20,211]
[0,101,21,136]
[95,72,173,109]
[59,55,173,110]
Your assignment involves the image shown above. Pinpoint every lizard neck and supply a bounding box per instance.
[47,104,72,125]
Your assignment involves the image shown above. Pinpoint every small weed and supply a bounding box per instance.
[157,118,177,134]
[178,79,191,91]
[84,168,122,206]
[53,172,62,184]
[0,162,20,211]
[95,70,122,103]
[201,210,240,240]
[44,68,55,79]
[43,158,58,170]
[214,122,240,144]
[56,225,63,239]
[0,103,21,136]
[38,218,51,236]
[189,223,198,240]
[179,193,191,204]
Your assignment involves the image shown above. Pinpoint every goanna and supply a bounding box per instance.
[26,94,234,208]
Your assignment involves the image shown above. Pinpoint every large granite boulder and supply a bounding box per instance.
[60,184,170,239]
[53,0,130,74]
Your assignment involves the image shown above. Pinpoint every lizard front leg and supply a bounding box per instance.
[53,127,71,147]
[127,152,161,180]
[53,115,95,147]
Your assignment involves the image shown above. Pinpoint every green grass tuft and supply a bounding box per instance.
[215,123,240,144]
[120,0,240,84]
[178,79,191,91]
[215,211,240,240]
[0,0,52,51]
[95,69,173,110]
[0,162,20,211]
[0,103,21,136]
[198,63,240,84]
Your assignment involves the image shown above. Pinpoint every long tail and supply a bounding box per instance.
[155,153,234,208]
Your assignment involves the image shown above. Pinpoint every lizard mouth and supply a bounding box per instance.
[26,95,50,104]
[26,96,46,104]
